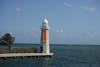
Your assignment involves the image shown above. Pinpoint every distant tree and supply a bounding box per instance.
[0,33,15,50]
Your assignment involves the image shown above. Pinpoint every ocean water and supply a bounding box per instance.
[0,44,100,67]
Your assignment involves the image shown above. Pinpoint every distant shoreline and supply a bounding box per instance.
[14,43,100,46]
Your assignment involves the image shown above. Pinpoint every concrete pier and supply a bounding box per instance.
[0,53,53,58]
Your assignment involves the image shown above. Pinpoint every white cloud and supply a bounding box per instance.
[89,7,96,12]
[55,28,64,33]
[16,8,21,12]
[63,2,96,13]
[50,28,64,33]
[16,8,22,15]
[64,2,72,7]
[80,6,96,12]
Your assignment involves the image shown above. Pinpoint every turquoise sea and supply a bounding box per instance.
[0,44,100,67]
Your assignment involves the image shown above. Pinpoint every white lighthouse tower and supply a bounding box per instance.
[40,17,52,55]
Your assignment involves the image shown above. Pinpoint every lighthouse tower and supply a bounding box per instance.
[40,17,50,54]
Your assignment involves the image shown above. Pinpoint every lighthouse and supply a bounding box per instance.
[40,17,50,54]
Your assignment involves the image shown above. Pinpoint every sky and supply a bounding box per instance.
[0,0,100,45]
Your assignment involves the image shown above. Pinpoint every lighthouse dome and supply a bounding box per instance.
[43,18,48,24]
